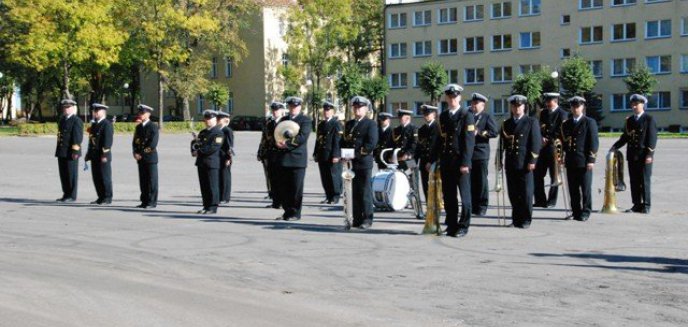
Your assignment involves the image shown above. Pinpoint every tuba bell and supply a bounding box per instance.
[601,150,626,213]
[422,163,442,235]
[274,120,300,144]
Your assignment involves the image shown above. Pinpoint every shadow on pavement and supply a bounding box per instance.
[530,252,688,274]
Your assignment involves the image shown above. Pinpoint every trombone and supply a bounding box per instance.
[548,139,572,219]
[492,138,508,226]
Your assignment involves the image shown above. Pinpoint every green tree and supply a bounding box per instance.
[361,75,389,116]
[205,83,230,110]
[2,0,128,99]
[624,65,658,96]
[341,0,384,67]
[335,64,363,119]
[284,0,356,122]
[512,71,544,114]
[418,61,448,105]
[560,56,600,121]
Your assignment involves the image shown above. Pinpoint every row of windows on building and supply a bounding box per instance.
[388,0,677,28]
[388,19,688,59]
[388,89,688,117]
[207,54,290,79]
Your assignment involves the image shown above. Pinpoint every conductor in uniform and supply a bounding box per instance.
[85,103,114,205]
[498,95,542,228]
[375,112,393,170]
[218,110,234,204]
[275,96,312,221]
[132,104,159,209]
[429,84,475,238]
[192,110,224,214]
[610,94,658,214]
[313,101,342,204]
[55,99,83,202]
[416,105,439,199]
[342,96,378,229]
[534,92,568,208]
[258,102,285,208]
[469,93,498,216]
[392,109,417,161]
[560,96,599,221]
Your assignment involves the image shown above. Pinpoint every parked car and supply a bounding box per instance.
[230,115,263,131]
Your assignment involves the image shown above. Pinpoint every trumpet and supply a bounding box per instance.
[422,163,442,235]
[341,160,355,230]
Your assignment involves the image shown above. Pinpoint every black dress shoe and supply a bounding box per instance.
[457,229,468,237]
[90,200,102,205]
[136,204,147,208]
[359,222,372,230]
[56,197,66,202]
[197,209,208,214]
[546,203,557,208]
[320,199,329,204]
[533,202,548,208]
[100,200,112,205]
[63,198,76,203]
[521,222,531,229]
[145,205,157,209]
[642,207,650,214]
[284,216,301,221]
[220,200,229,204]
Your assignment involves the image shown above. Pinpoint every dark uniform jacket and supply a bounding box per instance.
[500,116,542,171]
[55,114,83,158]
[313,118,342,162]
[342,117,379,170]
[374,125,393,166]
[221,125,235,161]
[612,114,658,162]
[560,116,599,168]
[416,121,439,164]
[472,111,498,161]
[132,121,160,164]
[195,126,224,169]
[258,117,278,161]
[392,123,417,157]
[85,118,114,162]
[275,113,312,168]
[431,108,476,168]
[539,108,569,153]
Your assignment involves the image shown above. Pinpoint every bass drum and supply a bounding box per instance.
[372,170,410,211]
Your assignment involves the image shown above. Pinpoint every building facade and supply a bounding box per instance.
[384,0,688,130]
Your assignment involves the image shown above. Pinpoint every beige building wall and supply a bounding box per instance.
[384,0,688,130]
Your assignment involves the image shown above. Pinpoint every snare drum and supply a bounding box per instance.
[372,170,410,211]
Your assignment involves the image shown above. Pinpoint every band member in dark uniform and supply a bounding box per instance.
[469,93,498,216]
[55,99,83,202]
[610,94,658,214]
[428,84,475,238]
[313,101,342,204]
[534,92,568,208]
[560,96,599,221]
[275,96,312,221]
[342,96,378,229]
[392,109,417,161]
[498,95,542,228]
[258,102,285,208]
[192,110,224,214]
[375,112,393,170]
[85,103,114,205]
[218,110,234,204]
[416,105,439,199]
[132,104,159,209]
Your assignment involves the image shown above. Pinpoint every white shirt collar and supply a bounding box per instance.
[550,106,559,112]
[97,117,105,124]
[449,105,461,115]
[573,114,584,122]
[513,114,524,122]
[635,112,644,120]
[427,120,435,126]
[142,119,150,126]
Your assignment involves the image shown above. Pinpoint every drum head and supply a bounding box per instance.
[372,170,410,211]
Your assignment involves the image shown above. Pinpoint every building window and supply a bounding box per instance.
[464,4,484,22]
[646,55,671,74]
[519,31,541,49]
[683,17,688,36]
[580,26,604,44]
[491,2,512,19]
[645,0,670,3]
[464,36,484,53]
[389,13,407,28]
[413,10,432,26]
[438,39,458,55]
[561,48,571,58]
[438,7,458,24]
[493,98,508,115]
[680,89,688,109]
[226,92,234,113]
[611,58,636,77]
[646,19,671,39]
[579,0,603,9]
[465,68,485,84]
[492,66,513,83]
[520,64,541,74]
[389,73,408,89]
[225,58,232,78]
[446,69,459,84]
[282,54,289,67]
[519,0,541,16]
[612,0,637,6]
[646,92,671,110]
[413,72,421,88]
[413,41,432,57]
[390,102,409,112]
[210,57,217,79]
[611,93,631,111]
[681,54,688,73]
[588,60,603,78]
[561,15,571,25]
[197,95,205,114]
[612,23,636,41]
[492,34,513,51]
[389,43,407,59]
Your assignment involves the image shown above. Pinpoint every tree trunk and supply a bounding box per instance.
[62,61,72,99]
[130,64,140,114]
[158,72,164,129]
[183,96,191,121]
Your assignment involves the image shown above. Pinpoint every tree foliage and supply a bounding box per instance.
[624,65,658,96]
[560,56,597,98]
[418,61,448,105]
[205,83,230,109]
[361,76,389,115]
